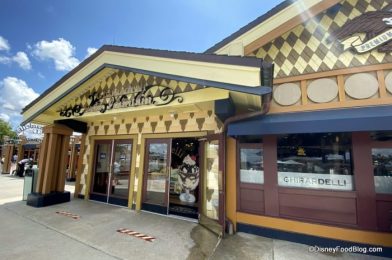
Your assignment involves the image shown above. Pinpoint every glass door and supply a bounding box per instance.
[200,134,225,236]
[90,139,132,207]
[142,139,171,214]
[108,140,132,206]
[90,140,112,202]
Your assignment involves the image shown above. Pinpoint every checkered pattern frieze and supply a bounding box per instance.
[253,0,392,78]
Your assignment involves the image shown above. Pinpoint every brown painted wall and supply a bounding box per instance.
[352,132,378,230]
[238,185,264,214]
[376,195,392,232]
[235,132,391,233]
[278,189,357,226]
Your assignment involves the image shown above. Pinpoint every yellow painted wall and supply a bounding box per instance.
[225,137,237,230]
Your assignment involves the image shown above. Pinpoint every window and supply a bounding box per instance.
[239,144,263,184]
[277,133,354,191]
[371,131,392,194]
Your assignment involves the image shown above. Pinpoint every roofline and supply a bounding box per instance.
[23,45,263,112]
[204,0,293,54]
[21,63,272,126]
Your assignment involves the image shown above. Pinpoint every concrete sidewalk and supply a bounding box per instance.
[0,174,387,259]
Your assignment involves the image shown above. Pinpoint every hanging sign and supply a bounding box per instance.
[16,123,43,144]
[59,85,183,118]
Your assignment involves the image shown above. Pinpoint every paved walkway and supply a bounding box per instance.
[0,174,387,259]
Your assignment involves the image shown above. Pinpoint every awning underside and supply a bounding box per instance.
[228,106,392,136]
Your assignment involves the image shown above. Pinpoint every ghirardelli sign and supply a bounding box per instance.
[332,3,392,53]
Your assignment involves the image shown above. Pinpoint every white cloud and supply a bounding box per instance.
[0,113,10,122]
[32,38,80,71]
[0,36,10,51]
[12,52,31,70]
[0,56,11,64]
[0,51,32,70]
[0,77,39,127]
[85,47,98,58]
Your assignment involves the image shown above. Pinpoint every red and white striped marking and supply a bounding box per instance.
[117,228,156,242]
[55,211,80,220]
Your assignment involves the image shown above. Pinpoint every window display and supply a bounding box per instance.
[372,148,392,194]
[239,146,263,184]
[277,133,354,191]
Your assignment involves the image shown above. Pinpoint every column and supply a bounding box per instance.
[67,138,76,181]
[2,144,14,174]
[74,134,86,198]
[27,124,73,207]
[263,135,279,216]
[352,132,377,230]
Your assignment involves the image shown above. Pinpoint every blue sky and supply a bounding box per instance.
[0,0,281,128]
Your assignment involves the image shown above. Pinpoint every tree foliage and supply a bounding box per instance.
[0,119,17,143]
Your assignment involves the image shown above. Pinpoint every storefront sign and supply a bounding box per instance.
[278,171,353,191]
[59,85,183,117]
[340,28,392,53]
[16,123,43,144]
[333,5,392,53]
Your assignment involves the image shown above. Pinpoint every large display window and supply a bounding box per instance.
[371,131,392,194]
[239,144,264,184]
[277,133,354,191]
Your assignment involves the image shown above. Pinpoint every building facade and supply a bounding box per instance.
[21,0,392,255]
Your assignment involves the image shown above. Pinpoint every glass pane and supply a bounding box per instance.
[145,143,168,205]
[240,148,264,184]
[372,148,392,194]
[277,133,354,191]
[203,140,219,220]
[92,143,111,194]
[110,143,132,199]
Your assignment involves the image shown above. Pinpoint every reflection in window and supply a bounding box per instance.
[240,148,264,184]
[277,133,354,191]
[372,148,392,194]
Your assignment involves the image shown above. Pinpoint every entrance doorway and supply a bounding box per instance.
[169,138,200,219]
[90,139,132,207]
[141,135,225,235]
[142,138,200,219]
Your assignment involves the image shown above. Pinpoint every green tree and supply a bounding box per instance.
[0,119,17,144]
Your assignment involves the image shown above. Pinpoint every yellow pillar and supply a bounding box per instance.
[27,124,73,207]
[74,135,86,198]
[17,143,24,162]
[225,137,237,230]
[68,137,77,181]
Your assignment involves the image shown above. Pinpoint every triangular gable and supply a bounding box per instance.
[22,46,272,125]
[252,0,392,78]
[206,0,340,55]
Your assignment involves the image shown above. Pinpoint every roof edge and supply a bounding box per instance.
[22,45,263,113]
[204,0,293,54]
